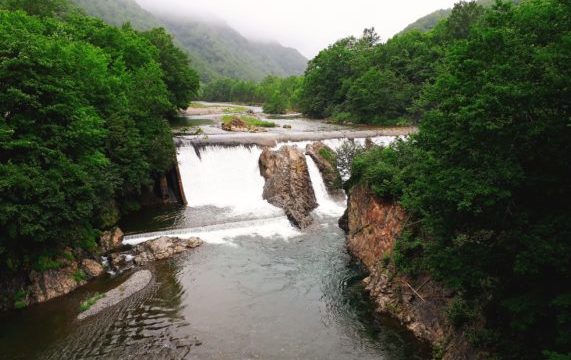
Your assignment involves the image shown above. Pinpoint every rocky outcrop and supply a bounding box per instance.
[132,236,202,265]
[346,184,407,269]
[5,234,202,311]
[100,227,124,253]
[306,142,343,198]
[222,116,249,132]
[28,254,105,305]
[344,183,478,359]
[259,146,317,228]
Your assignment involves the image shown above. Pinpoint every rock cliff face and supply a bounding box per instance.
[259,146,317,229]
[346,184,407,269]
[344,183,477,359]
[305,142,343,199]
[27,253,105,305]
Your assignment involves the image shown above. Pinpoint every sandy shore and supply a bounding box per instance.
[77,270,152,320]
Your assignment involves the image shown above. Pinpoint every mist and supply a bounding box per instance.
[135,0,461,58]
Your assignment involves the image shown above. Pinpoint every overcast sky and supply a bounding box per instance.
[135,0,460,58]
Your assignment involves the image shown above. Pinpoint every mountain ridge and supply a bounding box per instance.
[72,0,307,82]
[400,0,519,33]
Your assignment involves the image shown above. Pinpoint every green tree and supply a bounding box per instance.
[346,68,413,124]
[143,28,199,111]
[350,0,571,357]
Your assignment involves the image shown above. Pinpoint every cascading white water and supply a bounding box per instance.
[125,144,301,246]
[305,155,346,217]
[178,145,281,218]
[125,137,397,246]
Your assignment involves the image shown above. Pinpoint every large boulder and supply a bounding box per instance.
[306,142,343,198]
[259,146,317,228]
[132,236,203,265]
[99,227,124,253]
[81,259,105,278]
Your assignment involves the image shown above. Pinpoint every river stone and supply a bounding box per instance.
[133,236,203,265]
[78,270,152,320]
[81,259,104,278]
[99,227,124,253]
[259,145,317,229]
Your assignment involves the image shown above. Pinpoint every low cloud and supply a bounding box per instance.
[135,0,460,58]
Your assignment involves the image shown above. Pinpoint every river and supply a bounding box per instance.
[0,112,428,359]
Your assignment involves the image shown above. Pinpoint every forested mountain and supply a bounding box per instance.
[72,0,307,82]
[401,0,519,33]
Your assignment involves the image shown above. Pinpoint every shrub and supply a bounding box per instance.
[79,292,105,312]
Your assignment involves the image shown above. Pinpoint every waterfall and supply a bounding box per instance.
[125,138,396,246]
[305,156,346,217]
[125,144,301,246]
[178,145,281,218]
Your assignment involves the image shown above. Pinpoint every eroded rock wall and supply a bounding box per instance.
[345,183,477,360]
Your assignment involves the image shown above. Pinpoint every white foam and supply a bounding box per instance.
[178,145,283,218]
[123,216,301,247]
[306,156,346,217]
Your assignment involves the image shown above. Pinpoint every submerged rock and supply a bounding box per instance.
[132,236,203,265]
[259,146,317,229]
[305,142,343,198]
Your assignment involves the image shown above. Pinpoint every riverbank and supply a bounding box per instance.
[0,106,430,359]
[343,183,479,359]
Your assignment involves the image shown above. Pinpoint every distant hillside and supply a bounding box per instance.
[73,0,307,82]
[401,0,519,33]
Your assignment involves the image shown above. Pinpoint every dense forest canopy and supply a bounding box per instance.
[400,0,520,33]
[297,0,507,125]
[201,76,303,114]
[72,0,308,83]
[333,0,570,358]
[0,0,198,271]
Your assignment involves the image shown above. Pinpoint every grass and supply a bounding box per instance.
[222,115,276,128]
[79,292,105,312]
[14,289,27,309]
[319,147,336,164]
[73,269,87,283]
[34,255,61,272]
